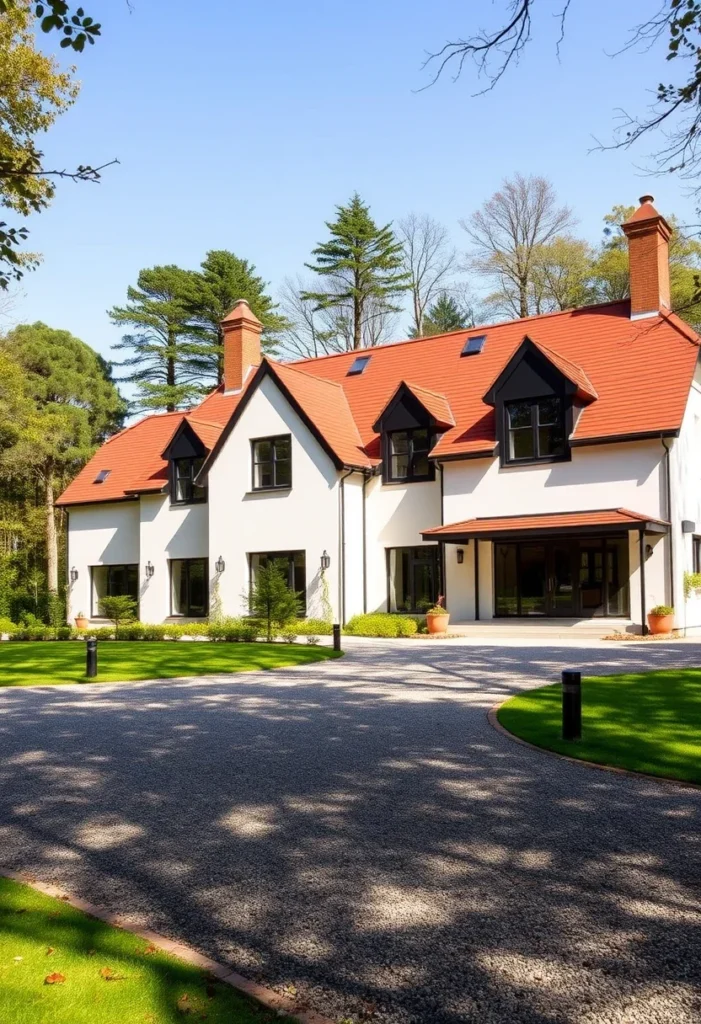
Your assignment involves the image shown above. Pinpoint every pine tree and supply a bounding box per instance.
[249,559,301,641]
[303,194,410,350]
[185,251,286,385]
[410,293,472,337]
[109,265,203,413]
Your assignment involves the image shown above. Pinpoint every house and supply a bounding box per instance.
[59,197,701,633]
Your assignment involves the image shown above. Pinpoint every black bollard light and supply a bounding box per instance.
[562,669,582,741]
[333,623,341,652]
[86,637,98,679]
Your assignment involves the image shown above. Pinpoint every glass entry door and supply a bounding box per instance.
[494,537,629,617]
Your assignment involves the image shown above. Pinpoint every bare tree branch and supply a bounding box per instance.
[398,213,458,336]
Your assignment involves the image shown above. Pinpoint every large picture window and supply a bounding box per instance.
[505,397,565,463]
[170,558,208,617]
[172,457,206,505]
[252,435,292,490]
[386,428,433,482]
[249,550,306,615]
[387,546,440,612]
[91,564,138,618]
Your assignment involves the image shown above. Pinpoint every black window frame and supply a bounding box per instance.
[693,536,701,574]
[461,335,486,357]
[91,563,139,618]
[347,354,371,376]
[169,558,208,618]
[503,396,567,466]
[171,456,207,506]
[386,545,442,613]
[384,427,435,483]
[248,550,306,616]
[251,434,292,492]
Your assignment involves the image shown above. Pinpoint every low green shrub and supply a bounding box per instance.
[344,613,418,638]
[163,622,211,639]
[294,618,333,635]
[280,625,298,643]
[306,635,320,645]
[117,622,145,641]
[0,616,17,636]
[141,624,168,641]
[56,626,72,640]
[89,626,116,641]
[209,617,258,642]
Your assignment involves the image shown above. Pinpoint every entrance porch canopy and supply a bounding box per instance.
[421,508,669,543]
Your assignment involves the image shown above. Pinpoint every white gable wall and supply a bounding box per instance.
[66,501,140,621]
[671,368,701,632]
[139,494,209,622]
[208,374,341,621]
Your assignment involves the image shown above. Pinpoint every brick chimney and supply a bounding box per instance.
[621,195,672,319]
[221,300,262,393]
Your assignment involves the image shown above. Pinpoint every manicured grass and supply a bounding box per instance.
[0,877,290,1024]
[497,669,701,785]
[0,641,342,687]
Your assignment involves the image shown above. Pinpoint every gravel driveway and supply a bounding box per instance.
[1,639,700,1024]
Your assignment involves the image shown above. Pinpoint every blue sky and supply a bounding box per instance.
[10,0,694,363]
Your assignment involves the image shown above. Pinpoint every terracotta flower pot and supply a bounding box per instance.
[74,616,89,630]
[647,613,674,635]
[426,612,450,634]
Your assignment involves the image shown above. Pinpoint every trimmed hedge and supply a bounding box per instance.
[0,616,336,642]
[344,613,419,638]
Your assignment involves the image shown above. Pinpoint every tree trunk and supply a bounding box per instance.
[413,291,422,337]
[167,327,176,412]
[519,279,529,319]
[353,291,362,350]
[45,464,58,595]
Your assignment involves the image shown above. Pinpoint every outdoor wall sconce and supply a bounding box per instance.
[69,567,79,583]
[320,550,331,571]
[645,544,654,560]
[145,561,155,579]
[456,549,464,564]
[215,556,226,574]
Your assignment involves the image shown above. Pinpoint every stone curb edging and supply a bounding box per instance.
[487,705,701,792]
[0,869,335,1024]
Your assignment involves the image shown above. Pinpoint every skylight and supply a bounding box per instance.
[347,354,371,376]
[461,335,486,357]
[94,469,111,484]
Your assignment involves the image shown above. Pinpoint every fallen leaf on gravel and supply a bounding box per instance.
[44,972,65,984]
[100,966,125,981]
[59,895,70,901]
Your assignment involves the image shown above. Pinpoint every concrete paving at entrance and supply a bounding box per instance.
[1,640,700,1023]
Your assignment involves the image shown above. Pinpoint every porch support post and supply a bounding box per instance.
[474,539,480,620]
[639,528,648,635]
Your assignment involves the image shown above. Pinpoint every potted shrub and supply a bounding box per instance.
[647,605,675,635]
[426,598,450,634]
[74,611,89,630]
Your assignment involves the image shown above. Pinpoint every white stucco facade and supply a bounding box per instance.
[66,358,701,634]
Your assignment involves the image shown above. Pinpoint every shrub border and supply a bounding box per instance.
[0,868,335,1024]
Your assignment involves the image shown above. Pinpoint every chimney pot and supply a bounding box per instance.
[221,300,262,393]
[621,197,672,319]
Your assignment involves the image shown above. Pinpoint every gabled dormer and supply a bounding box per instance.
[372,381,454,484]
[161,419,208,505]
[483,336,597,468]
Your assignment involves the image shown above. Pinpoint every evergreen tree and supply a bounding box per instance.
[410,293,472,337]
[109,265,204,412]
[0,323,125,598]
[249,559,301,641]
[186,250,286,385]
[303,193,410,350]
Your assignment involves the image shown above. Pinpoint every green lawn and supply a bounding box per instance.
[0,876,291,1024]
[0,641,341,687]
[497,668,701,785]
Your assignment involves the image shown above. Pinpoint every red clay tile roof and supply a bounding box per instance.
[58,299,700,506]
[422,508,669,539]
[386,382,455,429]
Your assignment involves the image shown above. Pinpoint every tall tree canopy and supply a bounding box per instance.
[109,265,204,413]
[0,0,79,288]
[0,322,125,600]
[398,213,458,337]
[303,193,410,350]
[185,250,286,384]
[463,174,574,319]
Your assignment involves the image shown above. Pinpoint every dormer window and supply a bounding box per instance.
[506,397,565,463]
[387,427,433,482]
[172,457,207,504]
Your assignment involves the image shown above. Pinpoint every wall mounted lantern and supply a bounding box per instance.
[145,561,155,579]
[215,556,226,574]
[456,549,464,565]
[320,550,331,571]
[69,566,79,583]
